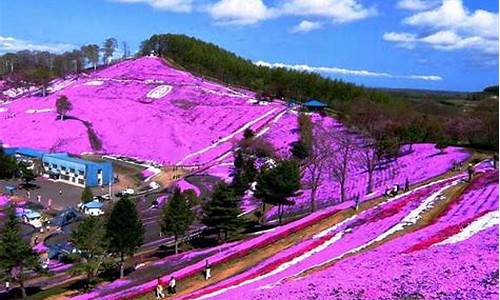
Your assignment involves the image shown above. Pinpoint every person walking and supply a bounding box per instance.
[155,278,165,299]
[353,195,360,211]
[467,163,474,182]
[204,260,212,280]
[37,194,41,203]
[168,276,176,294]
[404,178,410,192]
[59,190,63,197]
[26,191,30,199]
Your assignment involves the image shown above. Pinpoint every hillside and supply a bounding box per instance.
[139,34,498,151]
[0,56,289,165]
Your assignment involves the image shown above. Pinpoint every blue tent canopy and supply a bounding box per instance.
[303,99,327,108]
[5,185,15,193]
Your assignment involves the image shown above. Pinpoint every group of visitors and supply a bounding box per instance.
[155,276,176,299]
[352,178,411,211]
[155,260,212,298]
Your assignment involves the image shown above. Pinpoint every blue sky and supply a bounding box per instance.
[0,0,498,91]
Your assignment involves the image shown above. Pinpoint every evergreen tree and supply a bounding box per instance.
[231,151,257,196]
[81,186,94,203]
[160,189,193,254]
[106,196,144,278]
[0,207,43,299]
[243,128,255,140]
[291,141,309,160]
[255,159,301,224]
[55,95,72,120]
[0,145,18,179]
[19,163,35,186]
[70,216,108,287]
[202,183,243,241]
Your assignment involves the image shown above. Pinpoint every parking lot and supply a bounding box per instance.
[0,177,84,211]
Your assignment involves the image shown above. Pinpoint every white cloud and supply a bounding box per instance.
[404,0,498,38]
[205,0,375,26]
[206,0,274,25]
[0,36,76,53]
[111,0,193,12]
[383,32,416,43]
[385,0,498,56]
[396,0,438,11]
[255,60,443,81]
[291,20,322,33]
[280,0,377,23]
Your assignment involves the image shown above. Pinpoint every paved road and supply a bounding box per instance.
[185,174,222,199]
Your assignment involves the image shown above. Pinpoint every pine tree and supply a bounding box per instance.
[70,216,108,287]
[81,187,94,203]
[106,196,144,278]
[255,159,301,224]
[19,162,35,187]
[202,183,243,241]
[160,189,193,254]
[0,145,18,179]
[231,151,257,196]
[0,206,43,299]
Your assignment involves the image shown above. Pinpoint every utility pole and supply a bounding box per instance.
[109,170,113,203]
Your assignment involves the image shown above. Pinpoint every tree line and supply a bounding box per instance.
[139,34,498,151]
[0,37,130,93]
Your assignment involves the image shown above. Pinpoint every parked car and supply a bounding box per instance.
[115,188,135,197]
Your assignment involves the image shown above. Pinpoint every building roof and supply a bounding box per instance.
[43,153,110,167]
[83,200,103,209]
[5,147,47,158]
[303,99,327,108]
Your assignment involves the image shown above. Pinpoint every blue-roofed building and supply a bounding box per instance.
[303,99,328,111]
[42,153,113,188]
[79,200,104,216]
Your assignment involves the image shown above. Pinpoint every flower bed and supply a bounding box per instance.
[73,201,353,299]
[224,171,498,300]
[182,178,460,299]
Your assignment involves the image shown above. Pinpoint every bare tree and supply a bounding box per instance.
[122,41,130,58]
[330,132,356,203]
[303,125,332,212]
[358,140,378,195]
[102,38,118,65]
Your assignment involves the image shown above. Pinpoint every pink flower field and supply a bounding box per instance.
[263,113,470,220]
[178,170,499,300]
[0,56,287,166]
